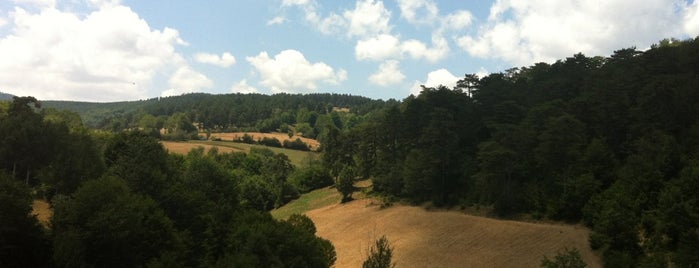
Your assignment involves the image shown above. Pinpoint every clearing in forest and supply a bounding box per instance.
[208,132,320,151]
[288,189,603,267]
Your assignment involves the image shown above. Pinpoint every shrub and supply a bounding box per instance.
[258,137,282,148]
[283,138,310,151]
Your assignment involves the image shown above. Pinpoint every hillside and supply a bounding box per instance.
[306,198,602,267]
[0,92,14,100]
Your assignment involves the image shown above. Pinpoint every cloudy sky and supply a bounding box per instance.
[0,0,698,102]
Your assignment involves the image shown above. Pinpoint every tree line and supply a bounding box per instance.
[323,38,699,267]
[0,97,336,267]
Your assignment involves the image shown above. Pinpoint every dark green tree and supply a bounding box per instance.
[0,172,51,268]
[52,176,181,267]
[337,165,356,202]
[540,247,587,268]
[363,235,395,268]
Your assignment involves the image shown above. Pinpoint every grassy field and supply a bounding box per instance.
[32,199,52,228]
[209,132,320,151]
[273,183,602,268]
[161,140,319,167]
[270,186,341,220]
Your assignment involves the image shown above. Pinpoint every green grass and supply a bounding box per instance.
[186,140,319,167]
[271,187,341,220]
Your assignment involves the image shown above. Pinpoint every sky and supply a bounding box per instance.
[0,0,698,102]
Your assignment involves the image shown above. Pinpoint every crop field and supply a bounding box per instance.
[208,132,321,151]
[161,140,319,167]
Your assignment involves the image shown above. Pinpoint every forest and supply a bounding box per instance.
[2,37,699,267]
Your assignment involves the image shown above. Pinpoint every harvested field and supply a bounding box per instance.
[32,199,52,228]
[209,132,320,150]
[306,198,602,268]
[161,141,244,155]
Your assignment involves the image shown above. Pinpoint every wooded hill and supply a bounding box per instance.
[2,37,699,267]
[322,37,699,267]
[41,93,393,138]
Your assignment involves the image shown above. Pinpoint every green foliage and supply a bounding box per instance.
[540,247,587,268]
[284,138,311,151]
[0,172,51,268]
[289,162,333,193]
[52,176,181,267]
[103,131,171,197]
[337,165,356,202]
[259,136,283,147]
[286,213,317,235]
[363,235,395,268]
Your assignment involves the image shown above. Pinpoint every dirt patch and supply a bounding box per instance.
[209,132,320,151]
[32,199,52,228]
[161,141,243,155]
[306,198,602,268]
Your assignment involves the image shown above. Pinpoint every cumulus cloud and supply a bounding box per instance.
[230,79,259,94]
[354,33,449,62]
[194,52,236,67]
[13,0,55,9]
[282,0,310,6]
[343,0,392,38]
[397,0,438,25]
[246,49,347,93]
[369,60,405,86]
[0,3,191,101]
[401,33,449,62]
[355,34,401,61]
[295,0,391,38]
[162,66,213,97]
[442,10,473,31]
[267,16,286,25]
[686,1,699,36]
[410,68,459,95]
[457,0,692,66]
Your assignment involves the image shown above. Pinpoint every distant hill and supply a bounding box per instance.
[41,92,391,130]
[0,92,15,101]
[42,99,154,128]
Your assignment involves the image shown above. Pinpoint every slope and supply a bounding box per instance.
[305,198,602,268]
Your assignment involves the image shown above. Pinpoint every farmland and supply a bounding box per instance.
[161,140,319,167]
[274,186,602,268]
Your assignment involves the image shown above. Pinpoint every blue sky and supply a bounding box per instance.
[0,0,698,102]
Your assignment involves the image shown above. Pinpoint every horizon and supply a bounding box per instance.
[1,0,698,102]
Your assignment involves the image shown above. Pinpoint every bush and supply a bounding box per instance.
[283,138,310,151]
[541,247,587,268]
[258,137,282,148]
[288,164,333,193]
[363,235,395,268]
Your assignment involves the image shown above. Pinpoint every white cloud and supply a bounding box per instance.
[401,33,449,62]
[0,4,189,101]
[13,0,55,9]
[282,0,309,6]
[267,16,286,25]
[343,0,392,38]
[442,10,473,31]
[369,60,405,86]
[686,1,699,36]
[194,52,236,67]
[475,67,489,79]
[355,34,401,61]
[397,0,438,25]
[231,79,259,94]
[458,0,692,66]
[246,49,347,93]
[410,68,459,95]
[162,66,212,97]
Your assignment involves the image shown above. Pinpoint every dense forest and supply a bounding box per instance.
[3,37,699,267]
[41,93,392,140]
[322,38,699,267]
[0,97,336,267]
